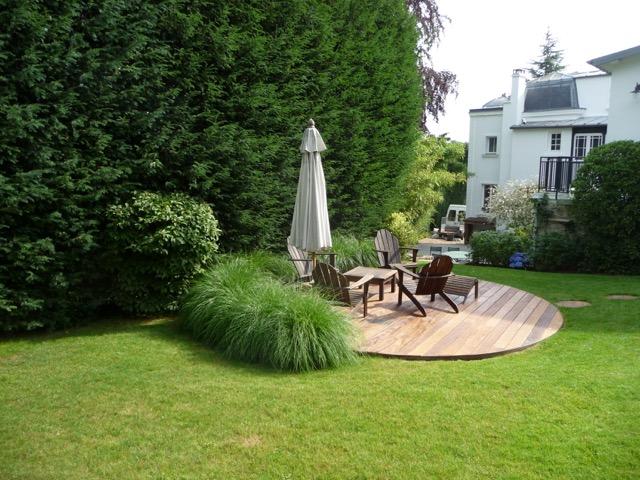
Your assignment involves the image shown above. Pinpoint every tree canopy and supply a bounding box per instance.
[529,29,565,78]
[0,0,456,330]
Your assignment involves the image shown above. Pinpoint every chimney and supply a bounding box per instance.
[511,69,527,125]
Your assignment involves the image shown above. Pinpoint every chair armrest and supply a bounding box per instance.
[394,264,421,280]
[289,258,312,263]
[399,247,420,262]
[347,274,375,290]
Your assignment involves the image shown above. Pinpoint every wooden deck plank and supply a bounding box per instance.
[393,283,507,355]
[427,286,514,355]
[353,280,563,360]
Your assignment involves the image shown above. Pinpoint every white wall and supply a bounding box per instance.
[466,110,503,217]
[606,57,640,141]
[575,74,611,116]
[510,128,573,181]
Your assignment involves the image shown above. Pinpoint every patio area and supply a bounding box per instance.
[351,280,563,360]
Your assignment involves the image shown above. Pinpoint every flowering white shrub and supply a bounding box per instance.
[488,180,537,235]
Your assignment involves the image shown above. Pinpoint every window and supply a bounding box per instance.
[482,184,496,211]
[550,133,561,151]
[573,133,603,158]
[486,136,498,154]
[447,209,456,221]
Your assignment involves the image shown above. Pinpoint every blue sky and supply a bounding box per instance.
[429,0,640,141]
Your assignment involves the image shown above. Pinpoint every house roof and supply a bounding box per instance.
[524,73,579,112]
[482,95,510,108]
[510,115,608,130]
[588,45,640,72]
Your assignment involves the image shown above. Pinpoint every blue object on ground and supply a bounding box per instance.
[509,252,529,269]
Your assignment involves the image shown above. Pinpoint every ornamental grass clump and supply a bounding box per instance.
[331,233,378,271]
[180,257,357,372]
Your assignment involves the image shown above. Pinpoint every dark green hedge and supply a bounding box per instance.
[0,0,423,330]
[572,141,640,274]
[470,231,530,267]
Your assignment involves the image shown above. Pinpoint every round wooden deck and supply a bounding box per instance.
[351,280,563,360]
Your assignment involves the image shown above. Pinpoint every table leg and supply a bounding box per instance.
[379,281,384,301]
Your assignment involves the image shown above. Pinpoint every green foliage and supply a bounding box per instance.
[331,233,378,271]
[387,212,421,247]
[571,141,640,274]
[532,232,583,272]
[529,28,565,78]
[396,135,466,234]
[180,258,357,372]
[435,140,468,227]
[470,230,530,267]
[0,0,428,330]
[105,192,220,314]
[216,251,298,284]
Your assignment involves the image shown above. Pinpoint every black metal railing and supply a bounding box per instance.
[538,157,584,197]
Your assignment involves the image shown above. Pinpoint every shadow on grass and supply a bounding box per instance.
[0,316,286,377]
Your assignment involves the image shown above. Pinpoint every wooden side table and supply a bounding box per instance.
[343,266,397,301]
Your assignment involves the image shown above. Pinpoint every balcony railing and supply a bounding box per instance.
[538,157,584,197]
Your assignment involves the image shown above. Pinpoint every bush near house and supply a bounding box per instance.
[531,232,583,272]
[470,230,531,267]
[572,141,640,274]
[105,192,220,314]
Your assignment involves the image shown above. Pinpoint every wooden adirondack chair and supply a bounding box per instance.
[396,255,458,317]
[312,262,375,317]
[374,229,419,272]
[287,240,336,282]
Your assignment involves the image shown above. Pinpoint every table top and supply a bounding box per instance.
[343,266,397,281]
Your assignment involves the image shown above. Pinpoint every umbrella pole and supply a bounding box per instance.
[311,251,317,270]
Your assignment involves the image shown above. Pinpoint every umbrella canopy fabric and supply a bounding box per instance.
[289,119,332,252]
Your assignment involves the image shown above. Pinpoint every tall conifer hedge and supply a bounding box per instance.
[0,0,423,329]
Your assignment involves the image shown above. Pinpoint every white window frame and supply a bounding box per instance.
[573,133,603,158]
[550,132,561,151]
[486,136,498,154]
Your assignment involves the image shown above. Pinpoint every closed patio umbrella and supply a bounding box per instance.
[290,119,332,259]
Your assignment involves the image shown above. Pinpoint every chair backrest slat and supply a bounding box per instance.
[312,262,350,304]
[375,229,401,266]
[287,240,312,279]
[416,255,453,295]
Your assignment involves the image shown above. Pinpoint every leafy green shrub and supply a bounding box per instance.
[532,232,583,272]
[470,230,530,267]
[105,192,220,314]
[180,258,357,372]
[387,212,421,247]
[331,233,378,271]
[572,141,640,273]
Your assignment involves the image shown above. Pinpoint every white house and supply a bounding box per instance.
[465,45,640,218]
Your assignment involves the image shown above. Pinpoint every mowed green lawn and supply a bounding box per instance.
[1,267,639,479]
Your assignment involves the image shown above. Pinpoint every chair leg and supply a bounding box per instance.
[363,283,369,317]
[474,279,479,299]
[400,284,426,317]
[439,291,459,313]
